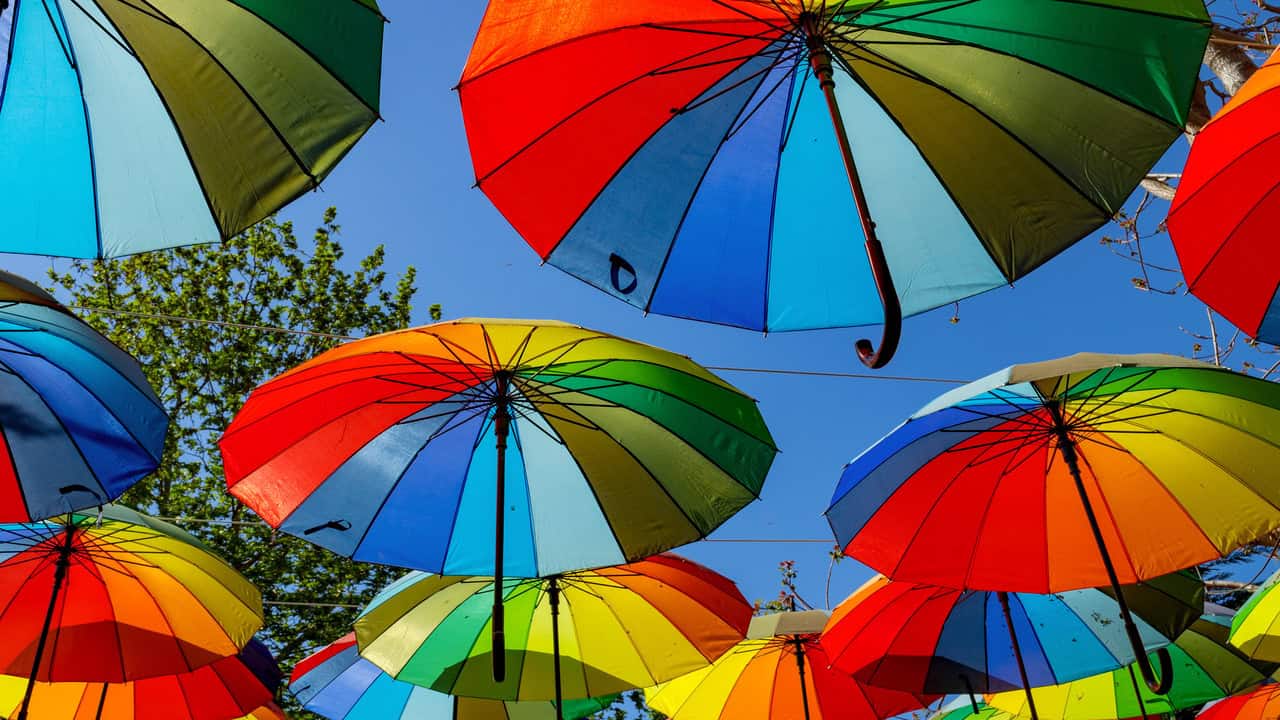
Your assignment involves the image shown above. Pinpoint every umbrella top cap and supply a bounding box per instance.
[912,352,1213,418]
[746,609,829,639]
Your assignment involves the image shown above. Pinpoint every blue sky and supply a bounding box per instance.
[8,3,1256,610]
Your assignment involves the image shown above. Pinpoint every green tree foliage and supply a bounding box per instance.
[49,207,435,673]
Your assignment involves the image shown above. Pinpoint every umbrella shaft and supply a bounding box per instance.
[550,578,563,720]
[803,22,901,368]
[1047,402,1168,693]
[793,638,812,720]
[18,520,77,720]
[493,373,511,683]
[997,592,1040,720]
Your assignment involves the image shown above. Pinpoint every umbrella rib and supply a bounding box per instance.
[725,50,806,142]
[676,45,804,115]
[65,0,137,58]
[1066,370,1164,425]
[708,0,795,36]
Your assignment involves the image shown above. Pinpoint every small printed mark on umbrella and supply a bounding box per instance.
[304,519,352,535]
[59,484,99,499]
[610,253,638,295]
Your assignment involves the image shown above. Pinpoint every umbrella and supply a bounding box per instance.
[931,699,1018,720]
[646,610,932,720]
[0,0,383,258]
[822,571,1203,698]
[1229,567,1280,661]
[0,269,166,520]
[988,614,1278,720]
[0,505,263,720]
[221,317,775,678]
[826,353,1280,702]
[0,638,279,719]
[1168,48,1280,344]
[354,554,751,719]
[289,633,615,720]
[1196,684,1280,720]
[458,1,1209,367]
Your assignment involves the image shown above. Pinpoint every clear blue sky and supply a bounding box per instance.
[7,3,1250,609]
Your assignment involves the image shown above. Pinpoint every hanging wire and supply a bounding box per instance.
[71,304,967,384]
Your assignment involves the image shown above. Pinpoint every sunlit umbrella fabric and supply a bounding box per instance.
[822,572,1203,693]
[221,318,775,577]
[0,505,262,682]
[1230,567,1280,661]
[1196,684,1280,720]
[0,269,166,521]
[0,0,384,257]
[987,614,1277,719]
[459,0,1209,334]
[354,554,751,700]
[827,353,1280,592]
[0,638,279,719]
[1169,49,1280,344]
[647,610,931,720]
[290,633,614,720]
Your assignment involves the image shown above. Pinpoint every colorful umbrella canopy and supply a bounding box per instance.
[242,705,289,720]
[645,609,932,720]
[0,269,166,521]
[0,638,279,720]
[290,633,615,720]
[221,318,774,678]
[822,571,1204,693]
[826,353,1280,693]
[1197,684,1280,720]
[988,614,1278,720]
[354,554,751,708]
[459,0,1209,366]
[1229,568,1280,661]
[1168,48,1280,344]
[0,504,263,720]
[0,0,383,258]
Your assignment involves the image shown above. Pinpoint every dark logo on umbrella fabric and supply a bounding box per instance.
[609,253,638,295]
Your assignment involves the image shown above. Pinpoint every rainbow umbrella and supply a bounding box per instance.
[987,614,1278,720]
[459,0,1209,367]
[1196,684,1280,720]
[827,353,1280,701]
[221,318,775,678]
[1230,568,1280,661]
[822,571,1203,698]
[646,610,932,720]
[355,554,751,719]
[0,0,384,258]
[290,633,615,720]
[0,505,263,720]
[1168,48,1280,345]
[0,638,279,719]
[0,269,166,521]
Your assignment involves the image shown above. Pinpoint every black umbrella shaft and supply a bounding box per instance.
[493,372,511,683]
[997,591,1040,720]
[1126,665,1150,720]
[18,519,77,720]
[94,682,108,720]
[802,16,901,369]
[794,638,812,720]
[1046,401,1170,694]
[550,577,564,720]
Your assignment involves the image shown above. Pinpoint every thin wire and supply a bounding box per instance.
[69,304,969,384]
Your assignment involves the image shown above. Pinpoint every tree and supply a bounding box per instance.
[49,207,435,690]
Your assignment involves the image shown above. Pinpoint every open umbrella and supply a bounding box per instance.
[1168,48,1280,344]
[1229,568,1280,661]
[0,638,279,720]
[822,571,1203,703]
[646,610,932,720]
[459,1,1209,367]
[0,269,166,520]
[1196,683,1280,720]
[290,633,615,720]
[826,353,1280,701]
[354,554,751,720]
[221,318,775,679]
[0,0,383,258]
[0,505,263,720]
[931,699,1017,720]
[988,614,1278,720]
